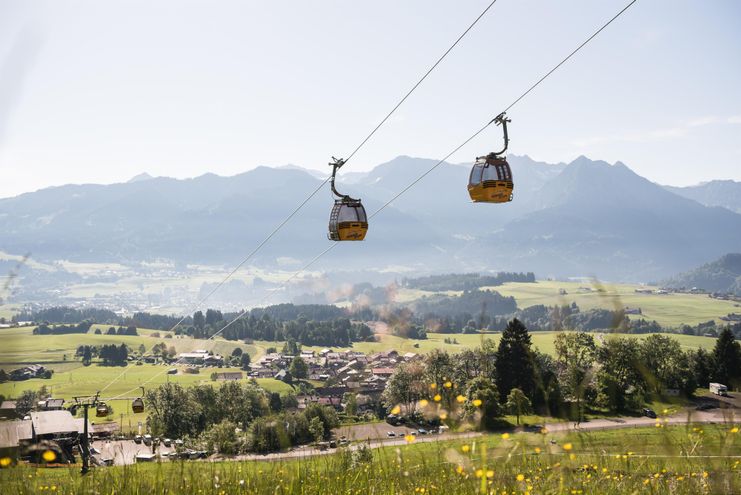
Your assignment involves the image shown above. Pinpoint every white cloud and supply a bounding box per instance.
[686,116,720,127]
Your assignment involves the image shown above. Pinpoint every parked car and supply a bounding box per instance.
[387,431,396,437]
[163,438,172,447]
[133,435,142,444]
[695,403,714,411]
[642,408,657,418]
[143,434,153,446]
[417,428,428,435]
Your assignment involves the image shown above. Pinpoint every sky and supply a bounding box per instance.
[1,0,740,199]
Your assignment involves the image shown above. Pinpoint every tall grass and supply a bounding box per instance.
[2,424,739,494]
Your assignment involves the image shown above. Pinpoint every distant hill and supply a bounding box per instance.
[666,180,741,214]
[464,157,741,281]
[1,155,740,281]
[127,173,155,183]
[663,253,741,295]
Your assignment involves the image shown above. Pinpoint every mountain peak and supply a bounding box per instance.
[127,172,154,183]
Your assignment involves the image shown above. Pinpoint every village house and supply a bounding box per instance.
[177,350,223,366]
[9,365,46,381]
[214,372,243,381]
[38,398,65,411]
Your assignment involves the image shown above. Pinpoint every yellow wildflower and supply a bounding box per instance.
[444,381,452,388]
[433,394,442,402]
[516,474,525,482]
[501,433,510,440]
[391,405,401,415]
[472,399,483,407]
[461,445,470,453]
[404,434,416,443]
[0,457,11,467]
[419,399,429,408]
[456,395,466,403]
[563,443,573,451]
[42,450,57,462]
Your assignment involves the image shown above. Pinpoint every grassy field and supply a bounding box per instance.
[0,361,293,432]
[295,331,717,356]
[0,303,21,320]
[1,424,739,494]
[0,325,261,368]
[488,280,740,327]
[0,325,286,432]
[396,279,740,328]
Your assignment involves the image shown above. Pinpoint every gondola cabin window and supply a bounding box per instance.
[469,163,485,186]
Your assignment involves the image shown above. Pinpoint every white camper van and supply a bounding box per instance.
[709,383,728,396]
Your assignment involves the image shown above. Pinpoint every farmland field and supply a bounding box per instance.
[0,360,292,432]
[0,325,261,368]
[0,304,21,320]
[1,424,739,494]
[487,280,740,327]
[396,279,740,328]
[295,331,717,356]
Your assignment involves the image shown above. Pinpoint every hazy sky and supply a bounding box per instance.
[1,0,740,198]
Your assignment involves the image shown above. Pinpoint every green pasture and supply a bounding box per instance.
[295,331,716,357]
[2,425,739,494]
[488,280,740,327]
[0,304,20,320]
[0,325,260,369]
[0,361,293,432]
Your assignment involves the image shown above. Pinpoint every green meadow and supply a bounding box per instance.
[297,331,716,356]
[486,280,740,327]
[1,424,739,494]
[396,280,739,328]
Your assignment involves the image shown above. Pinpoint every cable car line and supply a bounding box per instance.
[502,0,637,115]
[342,0,499,165]
[99,0,636,398]
[374,0,639,214]
[98,1,497,392]
[105,244,340,402]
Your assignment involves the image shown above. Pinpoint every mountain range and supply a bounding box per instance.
[666,180,741,214]
[1,155,740,282]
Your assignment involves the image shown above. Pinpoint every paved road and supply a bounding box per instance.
[96,405,737,466]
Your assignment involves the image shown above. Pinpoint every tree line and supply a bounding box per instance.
[32,321,93,335]
[179,311,373,347]
[16,307,118,324]
[144,381,339,454]
[75,343,129,365]
[401,272,536,291]
[381,320,741,429]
